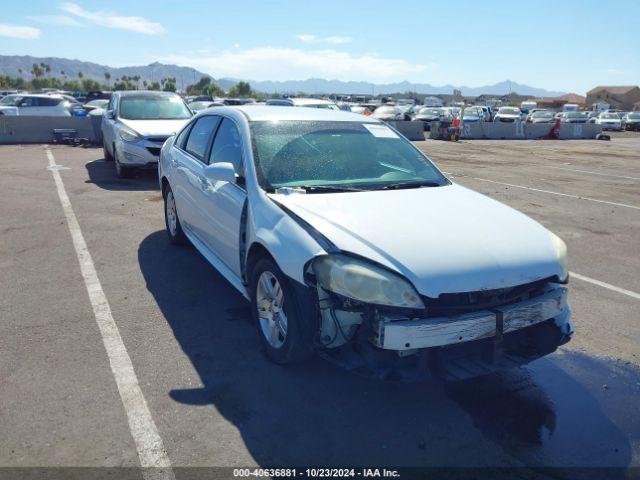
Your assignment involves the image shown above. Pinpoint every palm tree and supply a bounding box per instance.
[104,72,111,86]
[78,71,83,79]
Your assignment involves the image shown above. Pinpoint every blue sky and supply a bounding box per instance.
[1,0,638,94]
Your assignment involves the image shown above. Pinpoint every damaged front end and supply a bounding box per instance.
[305,254,573,382]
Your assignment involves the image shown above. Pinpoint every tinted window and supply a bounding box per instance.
[185,116,220,161]
[175,122,194,149]
[38,97,62,107]
[209,119,243,174]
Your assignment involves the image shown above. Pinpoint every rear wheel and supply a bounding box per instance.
[164,186,186,245]
[250,257,315,364]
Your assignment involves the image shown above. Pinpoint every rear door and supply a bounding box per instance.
[171,115,221,242]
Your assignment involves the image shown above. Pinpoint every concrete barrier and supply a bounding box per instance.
[459,121,602,140]
[0,116,101,144]
[387,120,425,141]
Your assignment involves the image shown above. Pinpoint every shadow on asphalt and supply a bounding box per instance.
[138,230,635,475]
[85,158,159,191]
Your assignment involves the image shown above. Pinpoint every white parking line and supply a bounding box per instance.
[444,172,640,210]
[547,165,640,181]
[46,149,175,480]
[570,272,640,300]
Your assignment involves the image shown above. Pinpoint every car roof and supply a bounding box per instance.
[229,105,380,122]
[117,90,181,97]
[5,93,64,99]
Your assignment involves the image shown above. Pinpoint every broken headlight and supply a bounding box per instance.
[312,254,425,309]
[550,233,569,282]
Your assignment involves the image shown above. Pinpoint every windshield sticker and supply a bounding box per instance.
[363,124,399,139]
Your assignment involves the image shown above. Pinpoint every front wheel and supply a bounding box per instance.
[250,258,315,364]
[114,146,134,178]
[103,142,113,161]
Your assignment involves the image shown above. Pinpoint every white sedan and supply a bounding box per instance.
[595,112,623,131]
[159,106,572,380]
[493,106,523,123]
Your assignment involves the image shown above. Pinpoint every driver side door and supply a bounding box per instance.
[198,118,247,276]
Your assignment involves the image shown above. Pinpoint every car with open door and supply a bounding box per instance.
[159,106,573,380]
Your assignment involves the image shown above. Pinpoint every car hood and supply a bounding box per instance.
[0,106,19,114]
[496,114,520,119]
[270,184,565,297]
[119,118,189,137]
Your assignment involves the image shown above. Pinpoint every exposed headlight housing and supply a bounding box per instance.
[312,254,425,309]
[551,234,569,282]
[119,126,141,142]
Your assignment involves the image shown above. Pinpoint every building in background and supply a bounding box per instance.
[535,93,586,110]
[586,86,640,110]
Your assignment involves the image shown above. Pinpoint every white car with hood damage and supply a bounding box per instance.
[102,91,192,178]
[159,106,573,380]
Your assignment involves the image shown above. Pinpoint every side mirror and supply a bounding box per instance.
[105,110,115,119]
[204,162,236,184]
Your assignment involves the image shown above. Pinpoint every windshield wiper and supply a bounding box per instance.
[378,181,442,190]
[297,184,367,193]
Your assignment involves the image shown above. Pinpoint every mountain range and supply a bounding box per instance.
[0,55,567,97]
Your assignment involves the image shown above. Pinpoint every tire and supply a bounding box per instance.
[163,185,187,245]
[250,257,315,364]
[114,146,134,178]
[103,142,113,161]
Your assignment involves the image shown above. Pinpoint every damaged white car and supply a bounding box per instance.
[159,106,573,381]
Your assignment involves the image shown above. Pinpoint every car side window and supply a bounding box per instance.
[174,122,193,149]
[184,115,220,162]
[209,119,243,175]
[19,97,37,107]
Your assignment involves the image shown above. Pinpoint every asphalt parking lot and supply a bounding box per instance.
[1,137,639,479]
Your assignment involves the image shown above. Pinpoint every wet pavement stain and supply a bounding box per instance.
[445,349,640,478]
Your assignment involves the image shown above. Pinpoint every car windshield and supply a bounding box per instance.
[189,101,211,111]
[499,107,520,115]
[86,99,108,107]
[567,112,587,118]
[601,113,619,119]
[119,95,192,120]
[0,95,22,106]
[420,108,442,115]
[533,111,553,117]
[374,106,399,114]
[463,108,480,116]
[250,120,448,191]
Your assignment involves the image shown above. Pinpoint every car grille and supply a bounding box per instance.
[422,277,553,317]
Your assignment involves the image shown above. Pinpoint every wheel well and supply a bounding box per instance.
[161,177,169,198]
[245,243,275,283]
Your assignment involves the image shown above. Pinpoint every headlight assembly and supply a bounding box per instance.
[551,234,569,282]
[119,126,141,142]
[312,254,424,309]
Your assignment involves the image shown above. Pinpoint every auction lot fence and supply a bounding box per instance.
[0,116,602,144]
[456,121,603,140]
[0,116,102,144]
